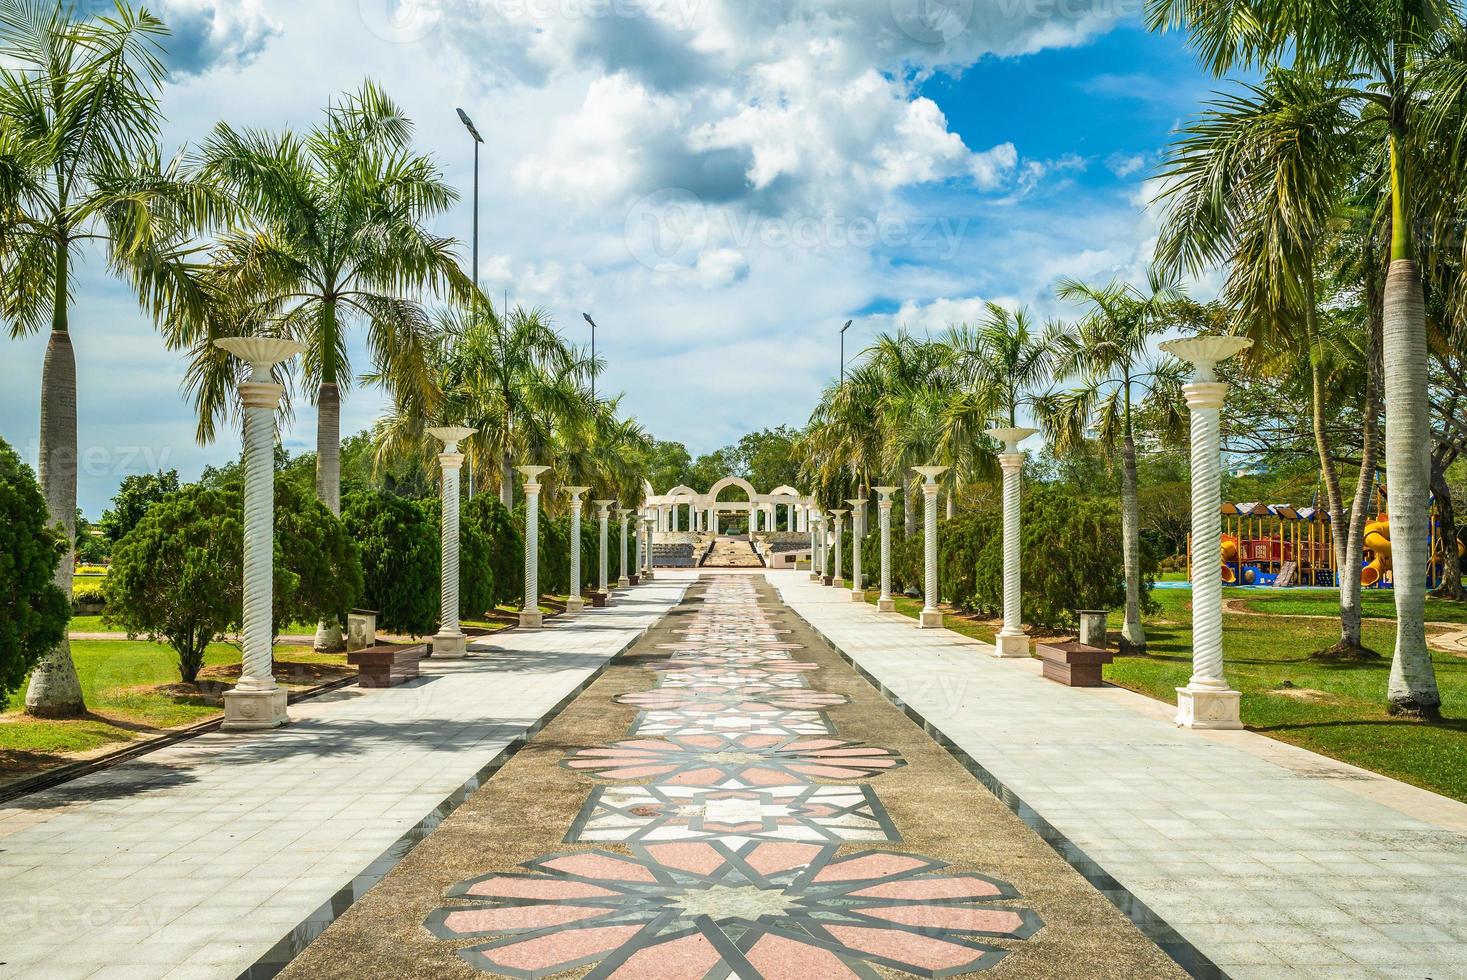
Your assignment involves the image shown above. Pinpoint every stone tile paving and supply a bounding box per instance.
[0,581,687,980]
[771,570,1467,980]
[281,572,1182,979]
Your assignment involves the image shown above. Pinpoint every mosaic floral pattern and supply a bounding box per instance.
[563,734,906,786]
[427,842,1041,978]
[569,785,899,844]
[430,577,1041,977]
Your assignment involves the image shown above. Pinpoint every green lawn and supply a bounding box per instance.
[1,639,350,775]
[872,586,1467,803]
[1228,589,1467,624]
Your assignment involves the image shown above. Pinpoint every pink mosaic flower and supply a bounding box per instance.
[644,655,819,673]
[617,687,849,712]
[426,841,1041,978]
[563,734,906,786]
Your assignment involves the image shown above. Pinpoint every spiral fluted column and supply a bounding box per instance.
[830,510,848,588]
[216,338,303,731]
[914,467,948,628]
[1161,336,1252,729]
[565,487,590,613]
[874,487,897,612]
[807,503,821,581]
[518,466,549,629]
[617,508,631,588]
[847,498,868,601]
[642,515,656,580]
[428,427,478,657]
[595,500,613,600]
[986,429,1036,657]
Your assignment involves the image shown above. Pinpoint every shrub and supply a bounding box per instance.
[416,496,497,622]
[72,576,108,608]
[344,490,438,636]
[465,495,521,610]
[0,438,70,701]
[106,481,361,683]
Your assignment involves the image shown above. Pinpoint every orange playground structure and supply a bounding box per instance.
[1187,499,1462,588]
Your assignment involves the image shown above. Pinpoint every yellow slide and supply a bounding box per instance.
[1361,517,1390,587]
[1221,534,1239,584]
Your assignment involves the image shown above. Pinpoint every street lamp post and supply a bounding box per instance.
[987,428,1038,657]
[582,313,599,401]
[215,337,305,731]
[428,426,478,658]
[1161,336,1253,729]
[839,318,853,382]
[565,487,591,613]
[913,466,949,628]
[456,108,483,291]
[517,465,550,629]
[847,497,868,601]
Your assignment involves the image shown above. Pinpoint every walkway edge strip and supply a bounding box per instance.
[777,594,1228,980]
[238,587,689,980]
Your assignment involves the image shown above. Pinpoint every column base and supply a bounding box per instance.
[432,632,469,659]
[850,589,866,603]
[808,572,822,582]
[878,597,896,612]
[1175,685,1242,730]
[618,577,631,589]
[832,578,845,589]
[994,633,1030,658]
[221,687,288,731]
[565,596,585,613]
[518,610,544,630]
[641,569,655,581]
[918,609,943,629]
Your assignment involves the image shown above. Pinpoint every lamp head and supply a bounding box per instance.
[456,108,483,143]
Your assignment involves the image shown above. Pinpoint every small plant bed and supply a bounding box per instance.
[0,640,352,784]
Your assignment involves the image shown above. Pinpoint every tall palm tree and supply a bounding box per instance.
[1145,0,1462,717]
[1152,64,1386,657]
[936,304,1054,502]
[0,0,227,717]
[1037,275,1188,653]
[168,80,473,649]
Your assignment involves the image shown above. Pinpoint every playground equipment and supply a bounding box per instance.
[1360,517,1391,587]
[1189,495,1463,588]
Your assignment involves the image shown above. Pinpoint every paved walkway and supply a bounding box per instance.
[771,570,1467,980]
[279,572,1181,978]
[0,579,687,980]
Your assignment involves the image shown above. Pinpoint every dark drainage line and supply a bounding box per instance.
[0,674,360,806]
[239,590,688,980]
[787,605,1228,980]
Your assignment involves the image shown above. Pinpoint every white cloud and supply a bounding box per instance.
[1107,152,1147,178]
[156,0,279,75]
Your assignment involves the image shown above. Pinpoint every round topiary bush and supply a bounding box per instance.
[0,438,70,700]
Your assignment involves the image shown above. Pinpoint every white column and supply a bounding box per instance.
[595,500,613,597]
[565,487,590,613]
[986,429,1037,657]
[617,508,631,587]
[428,426,479,658]
[830,510,848,588]
[215,338,304,731]
[642,515,656,579]
[633,515,644,583]
[1161,336,1253,729]
[517,466,549,629]
[914,466,949,628]
[873,487,897,611]
[847,498,868,601]
[807,505,821,580]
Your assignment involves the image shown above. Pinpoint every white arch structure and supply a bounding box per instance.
[643,478,810,535]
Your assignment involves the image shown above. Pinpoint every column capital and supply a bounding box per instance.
[437,451,466,470]
[427,425,478,452]
[564,485,591,501]
[985,426,1037,453]
[998,451,1025,474]
[239,381,284,410]
[913,465,949,485]
[872,485,899,501]
[921,481,941,498]
[1183,381,1228,411]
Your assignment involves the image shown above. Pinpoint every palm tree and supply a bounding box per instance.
[936,304,1054,503]
[1037,275,1188,653]
[0,0,227,717]
[1145,0,1460,716]
[1152,64,1387,658]
[168,80,473,649]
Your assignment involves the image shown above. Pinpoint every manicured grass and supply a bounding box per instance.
[1229,589,1467,624]
[1105,590,1467,802]
[1,639,350,775]
[864,592,997,644]
[1158,571,1190,582]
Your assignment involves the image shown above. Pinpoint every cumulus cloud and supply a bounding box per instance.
[156,0,279,76]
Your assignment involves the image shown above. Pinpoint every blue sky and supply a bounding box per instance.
[0,1,1223,514]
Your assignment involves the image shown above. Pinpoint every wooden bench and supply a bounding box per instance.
[1036,641,1114,688]
[348,643,427,688]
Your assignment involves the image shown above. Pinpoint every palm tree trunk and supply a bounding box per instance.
[1431,451,1462,598]
[24,324,85,718]
[312,378,345,652]
[1119,434,1146,652]
[1382,257,1441,717]
[500,449,514,508]
[1336,303,1381,656]
[945,490,954,520]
